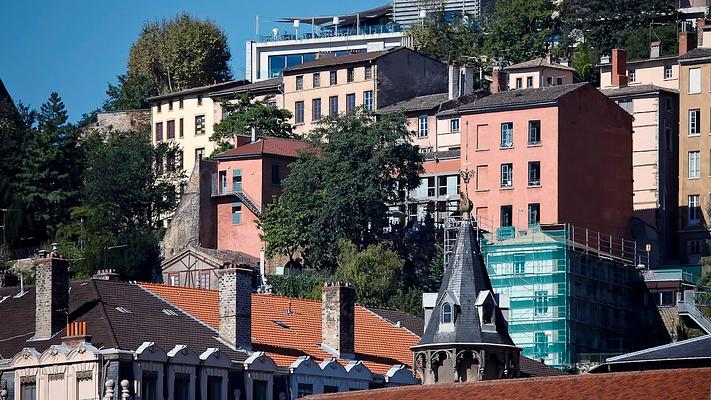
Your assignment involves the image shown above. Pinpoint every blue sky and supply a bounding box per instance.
[0,1,384,121]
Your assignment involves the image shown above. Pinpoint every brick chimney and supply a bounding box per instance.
[611,49,628,88]
[62,321,91,348]
[321,282,355,358]
[34,248,70,339]
[679,31,698,56]
[218,267,253,350]
[490,66,508,94]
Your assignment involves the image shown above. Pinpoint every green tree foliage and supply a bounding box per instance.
[57,130,184,280]
[15,93,82,241]
[561,0,677,59]
[260,109,423,269]
[408,6,483,65]
[105,13,232,110]
[0,93,27,213]
[483,0,557,65]
[257,195,305,263]
[572,42,594,82]
[210,93,294,154]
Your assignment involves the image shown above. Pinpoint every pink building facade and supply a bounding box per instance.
[447,83,634,238]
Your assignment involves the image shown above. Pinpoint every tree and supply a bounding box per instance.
[259,109,423,269]
[258,195,305,263]
[210,93,294,153]
[15,93,82,240]
[105,13,232,110]
[572,42,595,82]
[408,6,483,66]
[60,130,184,280]
[483,0,557,65]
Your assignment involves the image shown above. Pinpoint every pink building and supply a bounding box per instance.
[444,83,634,238]
[211,137,312,262]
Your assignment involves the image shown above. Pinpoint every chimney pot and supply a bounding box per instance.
[321,282,355,358]
[218,267,253,350]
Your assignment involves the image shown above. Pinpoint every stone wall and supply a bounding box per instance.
[34,254,69,339]
[321,283,356,357]
[82,109,150,137]
[218,268,253,349]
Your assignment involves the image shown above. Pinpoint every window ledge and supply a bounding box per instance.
[475,148,490,152]
[528,184,542,188]
[688,134,701,137]
[528,143,542,147]
[500,186,514,190]
[475,189,490,192]
[294,122,305,126]
[687,177,701,180]
[500,146,514,150]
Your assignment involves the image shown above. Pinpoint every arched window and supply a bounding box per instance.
[442,303,453,323]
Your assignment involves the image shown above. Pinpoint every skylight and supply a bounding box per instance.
[162,309,179,316]
[273,320,290,329]
[115,306,132,314]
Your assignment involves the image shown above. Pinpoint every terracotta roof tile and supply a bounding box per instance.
[215,137,313,160]
[139,283,421,375]
[305,367,711,400]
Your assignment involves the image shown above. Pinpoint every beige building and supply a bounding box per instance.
[678,31,711,263]
[505,57,575,89]
[147,79,283,175]
[599,45,679,91]
[281,47,449,134]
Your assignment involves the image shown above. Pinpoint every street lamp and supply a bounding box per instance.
[459,168,475,195]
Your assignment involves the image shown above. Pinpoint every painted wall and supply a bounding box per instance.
[557,85,633,238]
[508,68,574,89]
[599,59,679,90]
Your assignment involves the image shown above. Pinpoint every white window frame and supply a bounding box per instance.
[501,122,513,148]
[688,194,701,225]
[689,68,701,94]
[450,118,460,133]
[689,151,701,178]
[418,116,428,137]
[664,65,673,80]
[689,109,701,136]
[629,69,636,83]
[363,90,374,111]
[500,163,513,188]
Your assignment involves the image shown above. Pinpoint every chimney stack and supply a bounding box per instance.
[92,269,120,282]
[448,64,461,100]
[321,282,355,358]
[679,31,698,56]
[34,250,70,339]
[218,267,253,350]
[490,66,508,94]
[461,66,475,97]
[611,49,628,88]
[650,41,661,59]
[62,321,91,348]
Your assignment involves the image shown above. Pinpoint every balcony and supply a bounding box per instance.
[259,23,403,43]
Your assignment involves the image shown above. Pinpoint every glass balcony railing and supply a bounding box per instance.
[260,23,403,43]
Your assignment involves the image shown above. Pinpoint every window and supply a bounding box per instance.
[629,69,636,82]
[664,65,673,80]
[450,118,460,133]
[198,270,210,289]
[232,202,242,224]
[169,273,179,286]
[155,122,163,142]
[534,332,548,358]
[195,147,205,161]
[347,67,355,82]
[689,151,701,178]
[218,170,227,193]
[688,195,701,225]
[177,150,183,170]
[689,109,700,135]
[168,100,173,111]
[437,176,448,196]
[174,373,190,400]
[272,164,281,185]
[528,203,540,226]
[21,380,37,400]
[346,93,356,113]
[311,74,321,89]
[688,239,703,255]
[330,70,337,85]
[179,118,184,138]
[295,75,304,90]
[365,65,373,80]
[528,161,541,186]
[297,383,314,397]
[295,101,305,124]
[500,205,513,227]
[157,103,162,113]
[363,90,374,111]
[534,290,549,315]
[618,100,633,114]
[197,95,203,105]
[232,169,242,192]
[426,176,435,197]
[208,376,223,400]
[689,68,701,94]
[167,120,175,139]
[556,77,563,85]
[267,100,276,108]
[195,115,206,135]
[501,122,513,147]
[546,77,552,86]
[329,95,339,117]
[526,76,533,88]
[324,385,339,393]
[442,303,452,323]
[312,98,322,121]
[528,120,541,144]
[516,77,522,89]
[142,371,158,400]
[500,163,513,188]
[418,116,428,137]
[179,98,184,109]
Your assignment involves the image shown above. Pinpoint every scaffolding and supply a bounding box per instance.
[443,222,650,370]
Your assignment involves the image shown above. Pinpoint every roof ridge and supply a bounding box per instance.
[605,334,711,362]
[359,306,421,340]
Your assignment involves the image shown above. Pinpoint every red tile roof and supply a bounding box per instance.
[215,137,312,160]
[305,367,711,400]
[139,283,420,375]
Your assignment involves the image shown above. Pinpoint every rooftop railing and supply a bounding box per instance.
[259,23,403,43]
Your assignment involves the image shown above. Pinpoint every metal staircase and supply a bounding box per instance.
[678,290,711,335]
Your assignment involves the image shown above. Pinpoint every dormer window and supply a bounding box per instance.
[442,303,453,324]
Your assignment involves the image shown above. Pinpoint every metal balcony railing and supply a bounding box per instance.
[260,23,403,43]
